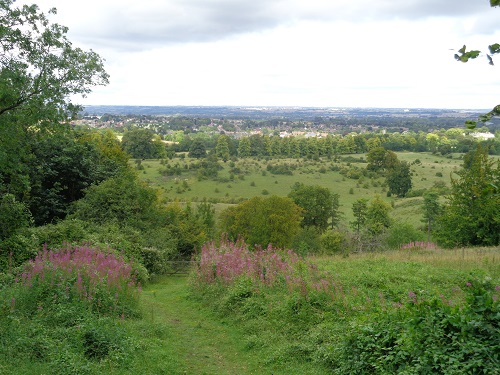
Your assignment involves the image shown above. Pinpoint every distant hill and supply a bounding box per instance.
[81,105,486,120]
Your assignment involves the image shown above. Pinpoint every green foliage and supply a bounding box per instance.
[70,171,164,230]
[267,162,294,175]
[435,146,500,247]
[219,195,302,248]
[385,222,425,249]
[121,128,165,159]
[0,193,32,240]
[288,182,333,232]
[366,195,392,235]
[27,129,126,225]
[291,227,321,255]
[350,198,368,233]
[215,134,230,161]
[331,277,500,374]
[421,190,442,242]
[386,161,412,197]
[0,0,108,123]
[454,44,481,63]
[188,138,207,158]
[366,147,399,172]
[320,229,348,255]
[454,2,500,129]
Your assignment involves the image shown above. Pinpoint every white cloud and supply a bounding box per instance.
[16,0,500,108]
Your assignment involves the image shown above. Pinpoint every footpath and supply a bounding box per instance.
[140,275,269,375]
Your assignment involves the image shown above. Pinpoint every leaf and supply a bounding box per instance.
[488,43,500,54]
[466,50,481,59]
[491,0,500,7]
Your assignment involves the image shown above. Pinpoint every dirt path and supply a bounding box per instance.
[140,275,270,375]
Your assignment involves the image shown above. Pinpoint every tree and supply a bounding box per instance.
[188,138,207,158]
[330,193,342,229]
[0,193,32,240]
[0,1,108,123]
[121,128,164,159]
[421,191,441,242]
[25,129,127,225]
[238,137,251,157]
[386,161,412,197]
[453,1,500,129]
[435,145,500,247]
[219,195,302,248]
[366,195,392,235]
[71,171,165,230]
[288,182,332,232]
[215,134,230,162]
[0,0,109,219]
[366,147,399,172]
[350,198,368,234]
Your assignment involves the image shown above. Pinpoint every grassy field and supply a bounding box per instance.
[171,246,500,373]
[135,151,463,226]
[2,244,499,374]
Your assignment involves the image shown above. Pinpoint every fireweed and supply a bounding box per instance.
[193,237,369,312]
[14,244,141,318]
[195,237,307,288]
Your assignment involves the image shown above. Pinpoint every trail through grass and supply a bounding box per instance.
[136,275,278,375]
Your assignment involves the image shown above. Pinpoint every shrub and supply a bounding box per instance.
[320,230,347,255]
[331,277,500,374]
[14,244,141,318]
[385,222,426,249]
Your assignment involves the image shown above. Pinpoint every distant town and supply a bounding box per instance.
[77,105,499,139]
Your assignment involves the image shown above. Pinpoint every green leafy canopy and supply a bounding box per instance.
[0,0,109,124]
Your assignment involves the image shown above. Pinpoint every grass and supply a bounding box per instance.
[132,275,328,375]
[2,245,499,374]
[136,152,463,227]
[189,241,500,372]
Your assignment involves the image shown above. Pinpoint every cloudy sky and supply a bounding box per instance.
[19,0,500,109]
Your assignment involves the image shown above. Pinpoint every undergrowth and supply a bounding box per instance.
[0,244,142,374]
[191,238,500,373]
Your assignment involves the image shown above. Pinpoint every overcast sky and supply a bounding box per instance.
[19,0,500,109]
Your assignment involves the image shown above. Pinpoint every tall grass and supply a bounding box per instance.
[191,238,500,372]
[0,244,142,374]
[15,244,141,317]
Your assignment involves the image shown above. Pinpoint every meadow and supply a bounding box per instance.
[136,151,463,226]
[2,151,499,374]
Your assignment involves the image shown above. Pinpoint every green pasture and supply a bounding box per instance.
[135,152,463,227]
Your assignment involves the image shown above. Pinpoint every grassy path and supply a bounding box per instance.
[135,275,272,375]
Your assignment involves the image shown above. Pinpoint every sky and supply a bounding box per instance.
[17,0,500,109]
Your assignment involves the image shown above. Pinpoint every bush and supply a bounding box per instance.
[331,277,500,374]
[320,230,348,255]
[291,227,321,255]
[385,222,426,249]
[13,244,141,318]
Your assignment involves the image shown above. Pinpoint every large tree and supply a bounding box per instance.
[0,0,108,124]
[386,161,412,197]
[1,0,109,210]
[288,182,333,232]
[435,145,500,247]
[121,128,165,159]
